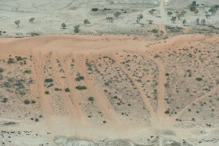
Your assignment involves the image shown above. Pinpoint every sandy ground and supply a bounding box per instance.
[0,34,219,146]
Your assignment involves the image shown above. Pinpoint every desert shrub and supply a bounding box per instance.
[31,100,36,104]
[45,91,49,94]
[29,17,35,23]
[75,76,84,81]
[24,100,30,104]
[35,118,39,122]
[0,68,4,73]
[74,25,80,33]
[165,110,170,114]
[76,86,87,90]
[24,70,31,74]
[152,29,158,33]
[15,20,20,27]
[65,88,70,92]
[84,19,90,25]
[44,78,53,83]
[1,98,8,103]
[114,11,121,18]
[91,8,98,11]
[103,8,111,10]
[16,56,23,61]
[61,23,66,29]
[196,77,202,81]
[7,58,15,64]
[54,88,61,91]
[106,17,114,23]
[88,97,94,102]
[47,83,54,88]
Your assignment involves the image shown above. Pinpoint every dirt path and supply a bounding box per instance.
[31,51,53,117]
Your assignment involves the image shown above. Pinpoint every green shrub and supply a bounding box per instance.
[0,68,4,73]
[75,76,84,81]
[7,58,15,64]
[76,86,87,90]
[165,110,170,114]
[152,29,158,33]
[45,91,49,94]
[24,70,31,74]
[88,97,94,102]
[91,8,98,11]
[196,78,202,81]
[44,78,53,83]
[24,100,30,104]
[16,56,23,61]
[65,88,70,92]
[54,88,61,91]
[31,100,36,104]
[1,98,8,103]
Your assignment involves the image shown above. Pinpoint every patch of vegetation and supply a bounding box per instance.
[44,78,53,83]
[1,98,8,103]
[0,68,4,73]
[75,76,84,81]
[76,86,87,90]
[196,77,203,81]
[91,8,98,11]
[24,100,30,105]
[24,70,31,74]
[88,97,94,102]
[54,88,62,91]
[151,29,158,33]
[45,91,49,94]
[65,88,70,92]
[7,58,15,64]
[16,56,23,61]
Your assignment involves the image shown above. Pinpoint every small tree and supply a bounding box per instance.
[209,7,217,15]
[84,19,90,25]
[149,9,154,15]
[194,9,199,15]
[148,20,153,24]
[205,12,211,18]
[196,18,200,25]
[201,19,206,25]
[15,20,20,28]
[29,17,35,23]
[167,11,173,16]
[24,100,30,105]
[181,10,186,16]
[182,19,187,25]
[61,23,66,29]
[176,13,181,20]
[74,25,80,33]
[136,14,143,23]
[106,17,114,23]
[171,17,176,23]
[114,11,121,18]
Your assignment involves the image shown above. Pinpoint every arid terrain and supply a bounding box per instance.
[0,0,219,146]
[0,34,219,146]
